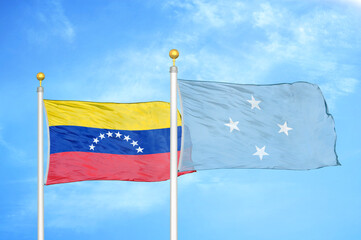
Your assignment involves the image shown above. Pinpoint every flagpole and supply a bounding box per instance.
[37,72,45,240]
[169,49,179,240]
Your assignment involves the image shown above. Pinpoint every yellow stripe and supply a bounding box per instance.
[44,100,182,130]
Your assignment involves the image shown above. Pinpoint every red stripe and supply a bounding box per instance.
[46,151,194,185]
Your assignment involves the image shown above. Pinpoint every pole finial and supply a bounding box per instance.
[169,49,179,66]
[37,72,45,87]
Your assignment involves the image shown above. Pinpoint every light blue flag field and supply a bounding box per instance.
[178,79,339,172]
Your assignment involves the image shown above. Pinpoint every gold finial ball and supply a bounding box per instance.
[36,72,45,81]
[169,49,179,60]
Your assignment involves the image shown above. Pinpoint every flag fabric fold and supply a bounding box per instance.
[44,100,190,185]
[178,79,339,172]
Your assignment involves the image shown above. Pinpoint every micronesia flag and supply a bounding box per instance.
[44,100,192,185]
[178,80,339,172]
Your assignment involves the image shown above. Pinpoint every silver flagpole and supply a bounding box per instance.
[169,49,179,240]
[37,72,45,240]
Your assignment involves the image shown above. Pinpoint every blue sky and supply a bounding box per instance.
[1,0,361,239]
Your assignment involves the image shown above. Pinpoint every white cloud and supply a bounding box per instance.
[338,78,358,93]
[44,173,200,229]
[68,1,359,108]
[3,173,196,231]
[248,3,361,107]
[165,0,246,28]
[0,127,26,161]
[320,77,358,108]
[44,46,176,103]
[178,170,296,225]
[29,0,75,43]
[253,2,283,27]
[332,0,361,7]
[90,48,172,103]
[44,181,169,229]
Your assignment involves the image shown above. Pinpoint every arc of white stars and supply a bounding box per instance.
[278,121,293,136]
[224,117,240,133]
[247,95,261,110]
[90,133,142,153]
[253,146,269,160]
[136,146,144,153]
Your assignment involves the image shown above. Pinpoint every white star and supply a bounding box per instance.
[93,138,99,144]
[115,132,122,138]
[106,131,113,137]
[99,133,105,139]
[253,146,269,160]
[278,121,293,136]
[247,95,261,110]
[89,144,95,151]
[131,140,138,147]
[224,118,240,133]
[136,146,144,153]
[124,135,131,141]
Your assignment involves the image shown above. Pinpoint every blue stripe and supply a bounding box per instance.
[49,126,182,155]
